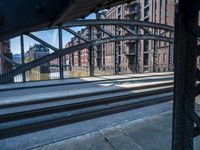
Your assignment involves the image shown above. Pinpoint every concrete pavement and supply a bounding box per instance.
[33,111,200,150]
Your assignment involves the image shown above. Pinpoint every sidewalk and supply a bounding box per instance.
[33,111,200,150]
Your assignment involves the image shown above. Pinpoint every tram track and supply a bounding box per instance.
[0,82,173,139]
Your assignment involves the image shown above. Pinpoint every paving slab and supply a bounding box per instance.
[0,102,172,150]
[100,127,143,150]
[34,131,114,150]
[31,110,200,150]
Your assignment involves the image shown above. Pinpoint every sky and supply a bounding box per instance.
[10,13,96,55]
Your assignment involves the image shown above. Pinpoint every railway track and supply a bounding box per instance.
[0,81,173,139]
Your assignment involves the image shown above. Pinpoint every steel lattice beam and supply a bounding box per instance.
[0,19,174,83]
[172,0,200,149]
[0,34,173,83]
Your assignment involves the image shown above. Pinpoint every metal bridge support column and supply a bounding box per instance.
[153,27,158,72]
[115,25,120,75]
[20,35,26,82]
[59,28,64,79]
[153,39,157,72]
[89,26,94,77]
[172,1,199,149]
[168,32,174,72]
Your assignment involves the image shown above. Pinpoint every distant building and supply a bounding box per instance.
[0,40,12,74]
[25,44,50,61]
[65,12,107,69]
[25,44,50,73]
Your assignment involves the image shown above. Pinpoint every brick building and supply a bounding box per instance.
[104,0,176,73]
[25,44,50,73]
[0,41,12,74]
[65,12,106,70]
[64,0,176,74]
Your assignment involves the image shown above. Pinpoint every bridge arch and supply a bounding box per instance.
[0,19,174,83]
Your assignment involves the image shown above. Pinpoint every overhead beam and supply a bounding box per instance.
[93,25,114,37]
[26,33,59,52]
[62,19,174,31]
[119,25,136,35]
[64,27,88,42]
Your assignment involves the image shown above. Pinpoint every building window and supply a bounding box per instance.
[144,40,149,52]
[163,53,167,63]
[165,0,169,17]
[144,0,149,6]
[144,7,149,17]
[159,0,162,22]
[144,53,148,66]
[158,54,161,63]
[118,7,121,14]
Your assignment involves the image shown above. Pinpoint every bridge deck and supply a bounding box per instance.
[0,72,173,106]
[0,72,173,91]
[1,102,199,150]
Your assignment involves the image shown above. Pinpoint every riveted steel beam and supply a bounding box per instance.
[62,19,174,32]
[172,0,199,149]
[93,25,114,37]
[26,33,59,51]
[64,27,88,42]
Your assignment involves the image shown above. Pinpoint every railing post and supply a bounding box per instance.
[115,25,120,75]
[59,27,64,79]
[20,35,26,82]
[168,32,173,72]
[153,28,158,72]
[89,26,94,77]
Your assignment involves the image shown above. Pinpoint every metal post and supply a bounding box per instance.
[172,1,199,149]
[115,25,119,75]
[89,26,94,76]
[135,26,140,73]
[168,32,173,72]
[153,29,158,72]
[20,35,26,82]
[59,28,64,79]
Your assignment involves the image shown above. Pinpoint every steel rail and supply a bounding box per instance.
[0,81,173,109]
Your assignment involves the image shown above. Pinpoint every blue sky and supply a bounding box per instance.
[11,13,96,55]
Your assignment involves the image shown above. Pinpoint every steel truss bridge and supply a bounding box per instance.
[0,0,199,149]
[0,19,174,83]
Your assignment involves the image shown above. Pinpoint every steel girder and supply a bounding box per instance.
[0,19,174,83]
[172,0,200,149]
